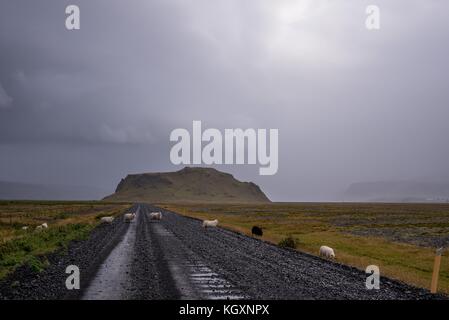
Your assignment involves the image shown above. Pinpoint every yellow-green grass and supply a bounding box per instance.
[160,202,449,295]
[0,200,131,279]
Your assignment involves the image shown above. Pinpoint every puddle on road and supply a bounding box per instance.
[189,264,245,300]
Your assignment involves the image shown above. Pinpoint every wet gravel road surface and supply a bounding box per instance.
[0,205,134,300]
[81,204,439,300]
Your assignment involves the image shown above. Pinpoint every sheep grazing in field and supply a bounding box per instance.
[21,226,29,230]
[319,245,335,259]
[124,213,136,222]
[35,222,48,231]
[251,226,263,237]
[202,219,219,228]
[149,212,162,220]
[100,216,114,223]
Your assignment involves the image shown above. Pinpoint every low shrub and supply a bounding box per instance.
[278,236,298,249]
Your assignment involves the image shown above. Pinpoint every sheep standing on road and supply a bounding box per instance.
[251,226,263,237]
[100,216,114,223]
[319,245,335,259]
[124,213,136,222]
[149,212,162,220]
[202,219,219,228]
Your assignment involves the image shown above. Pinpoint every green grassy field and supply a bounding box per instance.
[0,201,131,279]
[160,202,449,294]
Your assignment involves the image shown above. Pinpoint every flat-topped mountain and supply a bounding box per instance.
[103,167,271,203]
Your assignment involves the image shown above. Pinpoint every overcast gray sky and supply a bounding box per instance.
[1,0,448,201]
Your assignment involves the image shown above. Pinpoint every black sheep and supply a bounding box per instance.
[251,226,263,237]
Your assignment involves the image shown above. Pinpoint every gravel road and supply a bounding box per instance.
[1,203,443,300]
[82,204,440,300]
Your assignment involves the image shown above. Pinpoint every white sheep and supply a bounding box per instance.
[319,245,335,259]
[149,212,162,220]
[202,219,219,228]
[100,216,114,223]
[124,213,136,222]
[35,223,48,230]
[21,226,29,230]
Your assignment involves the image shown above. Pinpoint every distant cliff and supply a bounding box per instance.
[104,167,271,203]
[0,181,109,201]
[344,180,449,202]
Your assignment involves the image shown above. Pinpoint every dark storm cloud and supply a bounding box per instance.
[1,0,449,200]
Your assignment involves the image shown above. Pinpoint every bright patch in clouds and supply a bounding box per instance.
[277,0,314,24]
[261,1,349,66]
[185,0,357,68]
[0,83,12,109]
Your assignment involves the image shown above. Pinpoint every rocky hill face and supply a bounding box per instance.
[103,167,270,203]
